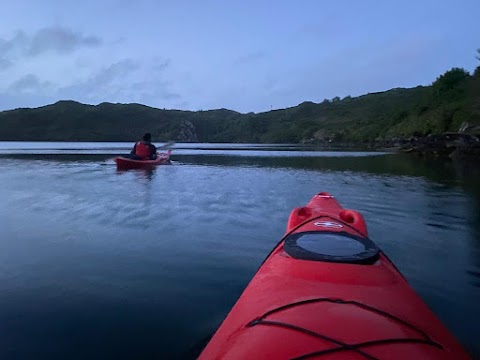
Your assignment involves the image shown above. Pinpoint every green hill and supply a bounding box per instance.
[1,66,479,143]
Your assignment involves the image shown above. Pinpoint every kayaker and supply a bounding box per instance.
[130,133,157,160]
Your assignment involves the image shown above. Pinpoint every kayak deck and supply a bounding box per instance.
[199,192,469,359]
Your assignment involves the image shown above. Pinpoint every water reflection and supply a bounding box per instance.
[174,153,480,185]
[468,197,480,289]
[113,168,159,229]
[116,168,156,182]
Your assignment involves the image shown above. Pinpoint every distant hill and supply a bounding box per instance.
[0,67,479,143]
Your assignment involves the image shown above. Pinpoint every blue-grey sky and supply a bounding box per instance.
[1,0,479,112]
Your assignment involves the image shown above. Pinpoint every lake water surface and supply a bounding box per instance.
[0,142,479,359]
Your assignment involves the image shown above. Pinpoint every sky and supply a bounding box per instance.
[0,0,479,113]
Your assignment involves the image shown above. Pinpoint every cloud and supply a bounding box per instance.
[130,58,180,101]
[59,58,180,104]
[8,74,54,94]
[151,58,171,72]
[0,27,102,63]
[60,59,140,98]
[234,51,264,65]
[0,57,13,69]
[130,79,180,101]
[28,27,102,55]
[1,55,181,110]
[127,60,181,102]
[90,59,140,87]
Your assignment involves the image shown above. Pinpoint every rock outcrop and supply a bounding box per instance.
[176,120,198,142]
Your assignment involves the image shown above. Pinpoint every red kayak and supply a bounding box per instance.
[115,150,171,170]
[199,192,469,360]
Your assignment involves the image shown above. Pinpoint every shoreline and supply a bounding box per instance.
[0,136,479,159]
[303,133,480,159]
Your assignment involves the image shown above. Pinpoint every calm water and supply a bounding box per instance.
[0,142,479,359]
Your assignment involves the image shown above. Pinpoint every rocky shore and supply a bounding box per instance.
[302,134,479,158]
[305,123,480,159]
[392,133,480,158]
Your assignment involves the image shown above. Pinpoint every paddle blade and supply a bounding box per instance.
[158,141,175,150]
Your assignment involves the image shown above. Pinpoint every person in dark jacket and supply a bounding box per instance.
[130,133,157,160]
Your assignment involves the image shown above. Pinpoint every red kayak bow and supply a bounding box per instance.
[199,192,469,360]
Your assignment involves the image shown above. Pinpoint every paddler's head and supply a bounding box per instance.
[143,133,152,142]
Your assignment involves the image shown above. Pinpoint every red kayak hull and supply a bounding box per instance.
[115,150,171,170]
[199,192,469,360]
